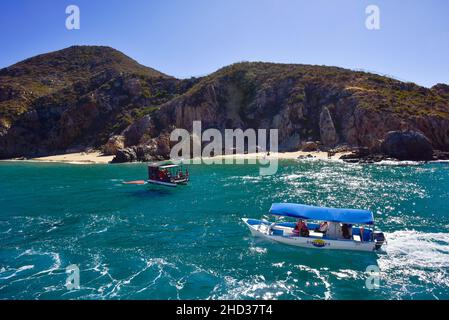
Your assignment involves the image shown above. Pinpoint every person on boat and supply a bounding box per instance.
[315,221,329,234]
[164,169,171,181]
[158,169,169,182]
[294,219,309,237]
[342,224,353,239]
[326,222,343,239]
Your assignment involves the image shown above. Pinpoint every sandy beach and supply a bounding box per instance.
[31,152,114,164]
[2,151,114,164]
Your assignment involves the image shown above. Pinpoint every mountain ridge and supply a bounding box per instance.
[1,45,448,160]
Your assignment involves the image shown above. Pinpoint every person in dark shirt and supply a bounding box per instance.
[341,223,353,239]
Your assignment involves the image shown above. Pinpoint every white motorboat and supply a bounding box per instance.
[243,203,386,252]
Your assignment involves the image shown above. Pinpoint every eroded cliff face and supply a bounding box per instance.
[120,64,449,159]
[1,47,449,161]
[0,73,184,158]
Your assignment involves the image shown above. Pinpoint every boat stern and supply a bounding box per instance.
[373,231,386,250]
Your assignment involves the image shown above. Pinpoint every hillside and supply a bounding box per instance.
[0,46,168,119]
[122,62,449,161]
[1,46,448,160]
[0,46,197,158]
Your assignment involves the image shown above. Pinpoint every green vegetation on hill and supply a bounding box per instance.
[0,46,171,121]
[187,62,449,119]
[0,46,448,158]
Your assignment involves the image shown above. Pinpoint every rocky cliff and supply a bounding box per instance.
[1,46,449,161]
[0,46,197,158]
[124,62,449,159]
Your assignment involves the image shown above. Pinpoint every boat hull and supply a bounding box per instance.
[147,179,178,187]
[242,218,379,252]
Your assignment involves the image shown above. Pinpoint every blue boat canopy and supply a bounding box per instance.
[269,203,374,225]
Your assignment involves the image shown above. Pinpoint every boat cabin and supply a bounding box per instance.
[269,203,376,240]
[148,162,189,186]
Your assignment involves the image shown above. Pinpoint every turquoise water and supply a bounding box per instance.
[1,159,449,300]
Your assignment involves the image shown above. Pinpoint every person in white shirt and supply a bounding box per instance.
[326,222,343,239]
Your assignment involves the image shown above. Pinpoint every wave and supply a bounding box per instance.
[377,230,449,298]
[376,160,423,166]
[0,265,34,280]
[382,230,449,269]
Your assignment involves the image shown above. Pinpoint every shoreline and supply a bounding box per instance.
[3,151,445,165]
[1,152,114,165]
[0,150,347,165]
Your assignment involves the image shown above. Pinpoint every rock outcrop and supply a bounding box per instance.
[319,106,338,147]
[102,135,125,155]
[381,130,434,161]
[300,141,319,152]
[111,132,172,163]
[122,115,153,147]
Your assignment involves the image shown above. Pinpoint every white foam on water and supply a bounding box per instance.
[210,274,299,300]
[249,246,267,255]
[381,230,449,269]
[272,262,285,268]
[378,230,449,296]
[296,264,333,300]
[0,265,34,280]
[1,249,63,298]
[132,258,178,295]
[330,269,361,280]
[283,174,303,180]
[376,160,423,166]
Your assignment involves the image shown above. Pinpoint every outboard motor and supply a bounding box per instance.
[373,232,386,250]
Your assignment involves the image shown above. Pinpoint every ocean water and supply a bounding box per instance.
[1,159,449,300]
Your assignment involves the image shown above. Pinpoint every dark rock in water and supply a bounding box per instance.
[343,158,360,164]
[339,145,395,164]
[339,147,371,161]
[359,154,391,163]
[342,131,435,164]
[381,130,433,161]
[358,147,371,158]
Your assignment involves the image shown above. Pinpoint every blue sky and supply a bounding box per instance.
[0,0,448,87]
